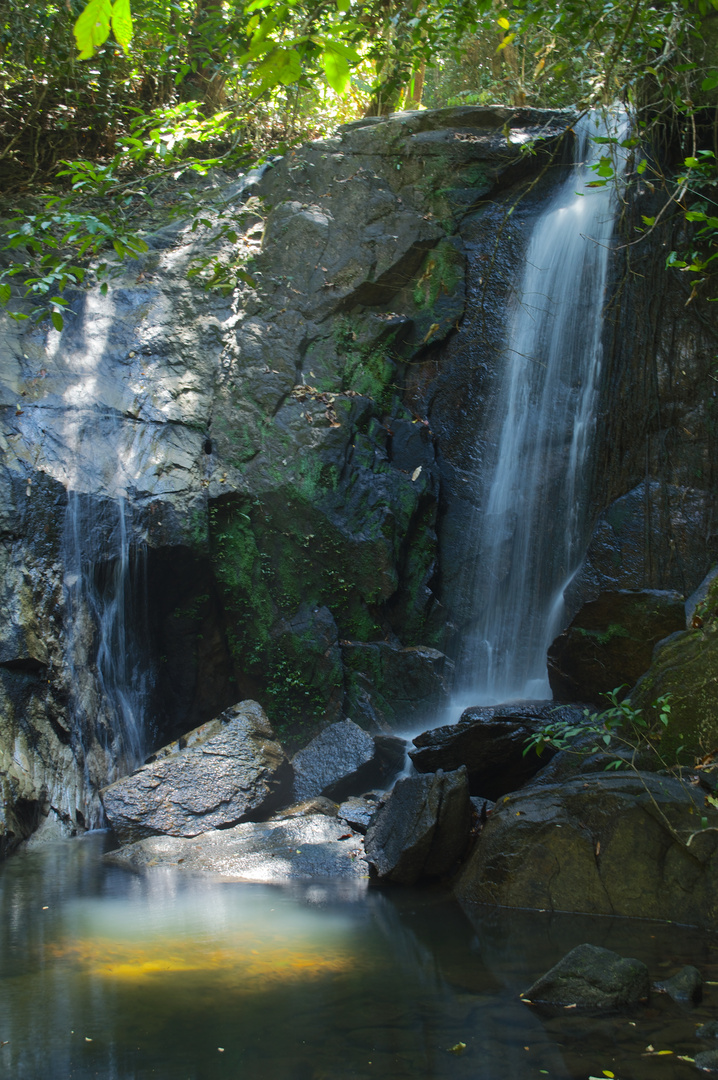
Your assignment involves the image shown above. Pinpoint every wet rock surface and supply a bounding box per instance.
[409,702,584,799]
[101,701,292,844]
[364,767,471,884]
[454,772,718,929]
[522,943,649,1009]
[0,105,580,844]
[104,812,367,881]
[655,965,703,1005]
[547,590,685,704]
[337,794,380,834]
[2,99,717,861]
[291,719,404,802]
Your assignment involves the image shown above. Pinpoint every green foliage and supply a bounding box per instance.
[0,168,149,328]
[574,622,630,647]
[524,686,675,765]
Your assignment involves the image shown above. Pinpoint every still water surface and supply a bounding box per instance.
[1,833,717,1080]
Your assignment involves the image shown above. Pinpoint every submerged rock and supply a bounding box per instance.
[695,1050,718,1073]
[522,943,649,1009]
[291,719,404,802]
[104,813,367,881]
[409,702,585,799]
[101,700,292,844]
[548,590,685,704]
[454,772,718,929]
[655,965,703,1005]
[364,767,471,884]
[697,1022,718,1039]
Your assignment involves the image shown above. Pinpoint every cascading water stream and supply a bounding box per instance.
[62,492,153,792]
[455,111,630,708]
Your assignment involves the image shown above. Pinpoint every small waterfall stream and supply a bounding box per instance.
[456,111,630,707]
[62,493,153,796]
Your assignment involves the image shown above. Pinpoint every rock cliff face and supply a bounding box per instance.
[0,106,573,850]
[1,104,714,854]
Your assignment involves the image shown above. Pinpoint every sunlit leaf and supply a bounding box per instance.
[322,48,351,94]
[111,0,132,52]
[73,0,112,60]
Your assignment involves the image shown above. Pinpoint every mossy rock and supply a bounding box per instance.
[626,574,718,759]
[548,590,685,705]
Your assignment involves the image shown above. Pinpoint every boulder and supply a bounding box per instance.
[698,1022,718,1039]
[342,641,454,731]
[547,590,685,704]
[630,571,718,760]
[409,702,586,799]
[696,1051,718,1073]
[454,772,718,930]
[522,943,649,1009]
[291,719,405,802]
[364,767,471,884]
[104,812,367,881]
[101,700,292,844]
[337,794,380,834]
[655,965,702,1005]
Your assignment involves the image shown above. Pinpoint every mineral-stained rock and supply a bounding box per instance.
[409,702,586,799]
[453,773,718,929]
[522,943,649,1009]
[101,700,292,844]
[104,813,367,881]
[364,767,471,884]
[547,590,685,704]
[655,965,703,1005]
[291,719,405,802]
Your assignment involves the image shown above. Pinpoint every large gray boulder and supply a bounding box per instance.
[454,772,718,929]
[101,700,292,844]
[291,719,405,802]
[104,812,367,881]
[522,943,649,1009]
[364,767,471,884]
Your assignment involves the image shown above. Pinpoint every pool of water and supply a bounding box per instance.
[1,832,717,1079]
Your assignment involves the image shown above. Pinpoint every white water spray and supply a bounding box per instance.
[455,111,630,708]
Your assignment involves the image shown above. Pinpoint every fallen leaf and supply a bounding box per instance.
[447,1042,466,1055]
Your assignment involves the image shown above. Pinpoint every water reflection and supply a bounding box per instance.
[0,835,715,1079]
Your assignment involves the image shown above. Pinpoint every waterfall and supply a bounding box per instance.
[456,110,630,707]
[62,492,153,796]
